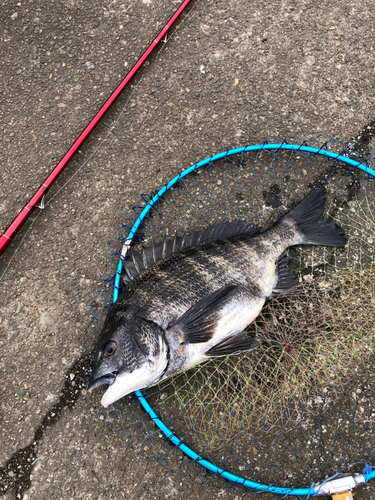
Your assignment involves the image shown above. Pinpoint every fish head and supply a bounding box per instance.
[87,305,169,408]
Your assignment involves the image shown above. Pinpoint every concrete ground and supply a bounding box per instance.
[1,0,375,498]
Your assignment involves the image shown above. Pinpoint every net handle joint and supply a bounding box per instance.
[314,474,365,496]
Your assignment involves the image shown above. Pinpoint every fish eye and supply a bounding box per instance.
[103,341,117,357]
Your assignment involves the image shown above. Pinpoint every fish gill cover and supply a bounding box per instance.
[82,138,375,494]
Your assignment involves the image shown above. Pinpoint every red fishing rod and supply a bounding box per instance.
[0,0,193,257]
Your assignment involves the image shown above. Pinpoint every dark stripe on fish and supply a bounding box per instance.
[121,220,259,284]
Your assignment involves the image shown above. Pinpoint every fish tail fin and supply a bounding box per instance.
[285,188,346,247]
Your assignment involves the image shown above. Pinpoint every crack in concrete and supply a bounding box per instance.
[346,120,375,160]
[355,120,375,145]
[0,356,87,499]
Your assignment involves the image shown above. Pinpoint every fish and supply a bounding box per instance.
[87,188,346,407]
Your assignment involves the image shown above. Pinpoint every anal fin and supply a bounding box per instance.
[271,251,300,297]
[204,332,258,357]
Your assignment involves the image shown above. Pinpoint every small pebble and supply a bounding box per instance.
[85,62,95,70]
[11,12,18,20]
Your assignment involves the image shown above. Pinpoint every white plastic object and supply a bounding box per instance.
[314,474,365,495]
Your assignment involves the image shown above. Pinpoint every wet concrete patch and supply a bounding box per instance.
[0,357,86,498]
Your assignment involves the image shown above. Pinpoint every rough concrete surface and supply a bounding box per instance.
[0,0,374,498]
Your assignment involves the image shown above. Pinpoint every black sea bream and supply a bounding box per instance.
[88,188,346,407]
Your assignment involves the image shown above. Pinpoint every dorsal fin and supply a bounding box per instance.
[121,220,259,284]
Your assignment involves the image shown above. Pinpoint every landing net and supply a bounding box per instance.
[83,139,375,496]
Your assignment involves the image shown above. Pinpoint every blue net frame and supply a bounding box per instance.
[85,140,375,497]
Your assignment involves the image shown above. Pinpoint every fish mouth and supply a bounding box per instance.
[87,373,117,393]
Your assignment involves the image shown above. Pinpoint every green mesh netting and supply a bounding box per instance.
[83,139,375,495]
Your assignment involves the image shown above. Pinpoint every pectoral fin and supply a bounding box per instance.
[205,331,258,357]
[169,284,238,344]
